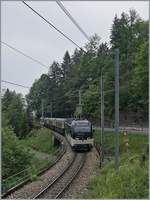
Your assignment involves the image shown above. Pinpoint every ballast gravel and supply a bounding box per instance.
[61,147,99,199]
[6,132,74,199]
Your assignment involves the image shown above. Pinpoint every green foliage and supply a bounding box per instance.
[26,9,148,124]
[84,154,148,198]
[26,74,52,118]
[61,51,71,78]
[110,9,148,116]
[21,128,56,154]
[92,129,148,198]
[82,84,100,118]
[94,130,148,154]
[85,33,101,55]
[2,127,58,193]
[2,127,33,179]
[2,89,31,138]
[129,41,148,113]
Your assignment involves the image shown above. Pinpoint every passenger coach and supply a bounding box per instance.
[41,117,94,151]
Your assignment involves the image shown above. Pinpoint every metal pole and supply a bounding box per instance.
[41,99,44,119]
[79,89,82,119]
[50,102,53,118]
[114,48,119,172]
[100,75,104,162]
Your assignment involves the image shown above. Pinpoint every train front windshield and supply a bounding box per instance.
[72,120,92,138]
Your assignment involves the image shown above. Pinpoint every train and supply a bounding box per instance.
[41,117,94,151]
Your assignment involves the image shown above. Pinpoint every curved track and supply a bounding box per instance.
[34,153,86,199]
[2,131,66,199]
[2,129,87,199]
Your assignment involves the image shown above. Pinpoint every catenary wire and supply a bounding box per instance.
[22,1,86,52]
[2,80,30,89]
[56,0,90,41]
[1,41,49,69]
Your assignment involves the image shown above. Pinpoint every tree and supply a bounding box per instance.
[2,127,32,178]
[48,61,62,84]
[61,51,71,79]
[71,48,83,65]
[25,9,148,126]
[2,89,30,138]
[26,74,52,118]
[85,33,101,55]
[110,9,148,118]
[129,41,148,114]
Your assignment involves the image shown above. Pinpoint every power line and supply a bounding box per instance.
[2,80,30,89]
[22,1,85,52]
[1,41,49,69]
[56,0,90,41]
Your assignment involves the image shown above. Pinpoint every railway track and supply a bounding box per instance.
[33,153,86,199]
[2,131,67,199]
[2,128,88,199]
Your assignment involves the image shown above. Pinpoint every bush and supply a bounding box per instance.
[22,128,56,154]
[84,154,148,199]
[2,127,33,179]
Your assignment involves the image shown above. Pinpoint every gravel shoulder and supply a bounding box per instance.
[31,149,57,161]
[6,132,74,199]
[62,147,99,199]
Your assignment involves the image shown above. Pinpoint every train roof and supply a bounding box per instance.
[44,118,66,122]
[66,119,91,126]
[72,119,89,124]
[55,118,66,122]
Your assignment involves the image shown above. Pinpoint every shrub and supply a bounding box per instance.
[22,128,56,154]
[84,154,148,199]
[2,127,33,179]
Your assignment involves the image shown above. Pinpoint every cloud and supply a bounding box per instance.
[1,1,148,95]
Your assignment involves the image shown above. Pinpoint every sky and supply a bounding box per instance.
[1,1,149,96]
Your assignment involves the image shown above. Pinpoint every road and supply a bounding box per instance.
[93,126,149,135]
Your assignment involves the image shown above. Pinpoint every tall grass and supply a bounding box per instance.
[84,153,148,199]
[94,130,148,154]
[21,128,56,154]
[82,131,149,199]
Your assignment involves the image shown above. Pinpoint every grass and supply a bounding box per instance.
[82,130,149,199]
[83,153,148,199]
[94,130,148,154]
[20,127,60,176]
[3,128,59,193]
[21,127,57,154]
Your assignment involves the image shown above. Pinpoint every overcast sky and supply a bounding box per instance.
[1,1,149,96]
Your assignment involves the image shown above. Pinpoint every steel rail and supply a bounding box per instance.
[2,132,66,199]
[33,153,86,199]
[55,154,86,198]
[33,153,77,199]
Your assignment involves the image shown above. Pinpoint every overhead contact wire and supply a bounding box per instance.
[22,1,85,52]
[2,80,30,89]
[1,42,49,69]
[56,0,90,41]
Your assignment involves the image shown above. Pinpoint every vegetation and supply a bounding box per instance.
[2,127,57,193]
[2,127,33,179]
[2,9,148,198]
[26,9,148,125]
[1,89,58,191]
[83,130,148,199]
[2,89,32,138]
[84,153,148,198]
[21,128,57,154]
[94,130,148,154]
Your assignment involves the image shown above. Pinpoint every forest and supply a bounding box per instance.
[25,9,148,126]
[2,9,148,181]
